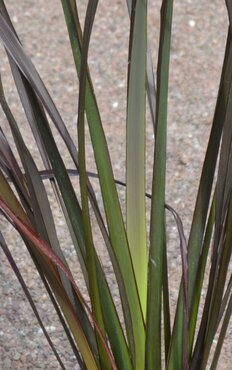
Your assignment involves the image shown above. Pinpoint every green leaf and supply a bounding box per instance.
[77,1,111,368]
[126,0,157,132]
[146,1,173,368]
[162,227,171,364]
[189,195,215,353]
[126,0,148,317]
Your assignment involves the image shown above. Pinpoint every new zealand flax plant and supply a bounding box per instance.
[0,0,231,369]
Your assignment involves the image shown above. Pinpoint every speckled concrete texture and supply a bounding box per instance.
[0,0,231,369]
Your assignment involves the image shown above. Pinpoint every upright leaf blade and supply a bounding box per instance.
[146,1,173,369]
[126,0,148,317]
[126,0,157,132]
[189,195,216,353]
[77,1,112,368]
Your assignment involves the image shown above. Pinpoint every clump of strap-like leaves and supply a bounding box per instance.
[0,0,231,369]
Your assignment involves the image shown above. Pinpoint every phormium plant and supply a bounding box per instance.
[0,0,231,369]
